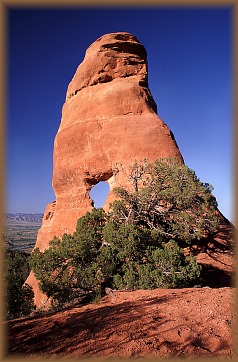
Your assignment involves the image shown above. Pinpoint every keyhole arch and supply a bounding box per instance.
[89,181,110,208]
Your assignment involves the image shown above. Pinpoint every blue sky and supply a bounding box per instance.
[7,6,233,221]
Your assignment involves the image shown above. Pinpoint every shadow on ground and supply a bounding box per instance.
[7,287,234,359]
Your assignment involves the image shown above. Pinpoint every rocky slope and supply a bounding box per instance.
[6,287,235,359]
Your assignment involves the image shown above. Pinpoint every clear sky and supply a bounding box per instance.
[7,6,233,222]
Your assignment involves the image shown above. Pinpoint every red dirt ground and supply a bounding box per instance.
[4,218,236,359]
[6,287,236,359]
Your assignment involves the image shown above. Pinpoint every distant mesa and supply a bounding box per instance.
[25,32,234,309]
[5,213,44,223]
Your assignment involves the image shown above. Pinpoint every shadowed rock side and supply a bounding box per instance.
[25,32,233,308]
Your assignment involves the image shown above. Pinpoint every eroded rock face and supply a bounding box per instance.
[26,32,184,307]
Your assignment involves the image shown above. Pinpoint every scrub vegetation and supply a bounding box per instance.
[30,159,219,309]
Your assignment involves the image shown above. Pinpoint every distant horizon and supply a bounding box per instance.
[5,206,235,225]
[5,212,44,215]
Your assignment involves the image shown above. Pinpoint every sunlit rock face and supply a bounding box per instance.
[26,32,183,307]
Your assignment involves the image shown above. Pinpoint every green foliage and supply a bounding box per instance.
[109,158,219,243]
[30,208,107,307]
[102,223,201,290]
[30,159,219,308]
[5,249,34,319]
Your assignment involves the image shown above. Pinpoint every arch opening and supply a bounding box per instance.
[89,181,110,208]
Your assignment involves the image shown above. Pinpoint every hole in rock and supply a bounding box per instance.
[90,181,110,208]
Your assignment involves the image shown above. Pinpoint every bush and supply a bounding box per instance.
[30,159,219,308]
[30,208,108,306]
[102,224,201,290]
[5,249,34,319]
[110,159,219,243]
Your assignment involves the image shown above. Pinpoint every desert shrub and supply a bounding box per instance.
[102,223,201,290]
[5,249,34,319]
[139,241,201,288]
[109,158,219,244]
[30,159,219,307]
[30,219,201,307]
[30,208,108,306]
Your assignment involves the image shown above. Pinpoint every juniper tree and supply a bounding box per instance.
[30,208,108,306]
[109,158,219,244]
[5,249,34,319]
[30,159,218,308]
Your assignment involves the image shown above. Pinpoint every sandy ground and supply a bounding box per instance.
[5,287,236,359]
[5,218,236,359]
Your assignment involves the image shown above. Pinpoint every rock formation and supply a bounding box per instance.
[26,32,184,307]
[26,32,233,308]
[34,33,184,247]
